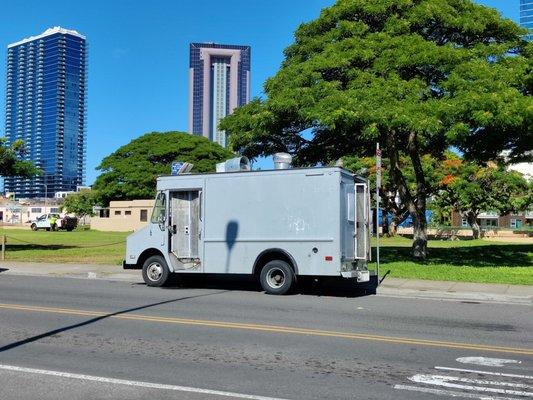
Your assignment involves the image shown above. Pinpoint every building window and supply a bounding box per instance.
[31,207,42,213]
[510,219,522,229]
[140,209,147,222]
[461,218,468,227]
[125,210,131,216]
[50,208,59,213]
[115,210,121,216]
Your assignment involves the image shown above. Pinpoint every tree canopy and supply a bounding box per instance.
[93,131,234,204]
[0,138,40,178]
[62,190,100,222]
[435,160,531,238]
[221,0,532,258]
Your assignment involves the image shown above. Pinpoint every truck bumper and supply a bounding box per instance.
[341,261,370,282]
[341,269,370,282]
[122,259,138,270]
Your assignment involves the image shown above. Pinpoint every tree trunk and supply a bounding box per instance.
[411,206,428,259]
[386,130,428,259]
[382,209,390,235]
[389,209,408,237]
[388,218,397,237]
[466,211,482,239]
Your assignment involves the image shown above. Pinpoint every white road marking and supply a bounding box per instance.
[0,364,290,400]
[435,366,533,380]
[416,375,530,389]
[409,374,533,397]
[394,384,521,400]
[457,357,522,367]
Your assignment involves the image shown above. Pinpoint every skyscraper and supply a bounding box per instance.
[189,43,250,147]
[4,27,87,198]
[521,0,533,41]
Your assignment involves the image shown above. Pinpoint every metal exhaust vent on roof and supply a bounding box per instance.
[273,153,292,169]
[216,156,251,173]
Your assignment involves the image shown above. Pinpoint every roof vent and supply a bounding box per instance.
[216,156,251,173]
[273,153,292,169]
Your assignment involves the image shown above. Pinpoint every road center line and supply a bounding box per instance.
[0,364,290,400]
[0,302,532,355]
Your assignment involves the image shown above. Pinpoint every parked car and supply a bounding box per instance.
[29,214,78,231]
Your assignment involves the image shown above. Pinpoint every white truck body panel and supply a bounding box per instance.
[125,167,371,279]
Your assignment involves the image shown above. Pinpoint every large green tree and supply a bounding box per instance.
[93,131,234,204]
[0,138,40,178]
[221,0,532,259]
[435,161,531,239]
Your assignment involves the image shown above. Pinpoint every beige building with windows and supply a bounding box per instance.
[91,200,154,232]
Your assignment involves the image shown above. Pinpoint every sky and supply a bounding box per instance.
[0,0,520,185]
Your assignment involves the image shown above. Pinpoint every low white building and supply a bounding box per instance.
[0,200,63,225]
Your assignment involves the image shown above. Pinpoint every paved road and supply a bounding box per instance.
[0,274,531,400]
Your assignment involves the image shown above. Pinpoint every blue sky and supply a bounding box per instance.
[0,1,519,184]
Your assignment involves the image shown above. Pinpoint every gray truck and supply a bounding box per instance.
[123,159,372,295]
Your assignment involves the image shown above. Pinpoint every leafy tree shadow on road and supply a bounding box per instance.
[376,244,532,267]
[162,274,377,298]
[0,291,227,354]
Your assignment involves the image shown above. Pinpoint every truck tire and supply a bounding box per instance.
[142,255,170,287]
[260,260,294,295]
[31,224,37,231]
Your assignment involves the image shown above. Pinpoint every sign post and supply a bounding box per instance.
[375,143,381,283]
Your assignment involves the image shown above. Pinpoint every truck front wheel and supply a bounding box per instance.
[142,255,170,287]
[260,260,295,295]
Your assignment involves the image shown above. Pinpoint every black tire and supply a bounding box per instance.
[31,224,37,231]
[142,255,171,287]
[45,228,50,231]
[259,260,295,295]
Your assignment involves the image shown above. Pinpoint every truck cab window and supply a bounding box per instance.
[151,192,166,224]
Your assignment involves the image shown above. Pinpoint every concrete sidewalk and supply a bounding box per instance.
[378,277,532,305]
[0,261,531,305]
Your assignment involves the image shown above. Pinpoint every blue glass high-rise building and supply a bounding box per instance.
[4,27,87,198]
[189,43,250,147]
[521,0,533,41]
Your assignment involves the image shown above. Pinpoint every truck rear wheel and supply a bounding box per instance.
[142,255,170,287]
[260,260,294,295]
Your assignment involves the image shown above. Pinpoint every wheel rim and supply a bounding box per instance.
[266,267,286,289]
[146,262,163,282]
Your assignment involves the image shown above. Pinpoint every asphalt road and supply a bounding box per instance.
[0,274,531,400]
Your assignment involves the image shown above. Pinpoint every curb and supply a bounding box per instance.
[1,262,531,305]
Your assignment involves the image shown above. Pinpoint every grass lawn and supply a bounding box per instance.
[370,236,533,285]
[0,228,128,265]
[0,228,531,285]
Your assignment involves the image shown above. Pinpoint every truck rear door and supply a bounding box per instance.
[354,182,371,261]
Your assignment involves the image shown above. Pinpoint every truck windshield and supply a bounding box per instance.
[151,192,166,224]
